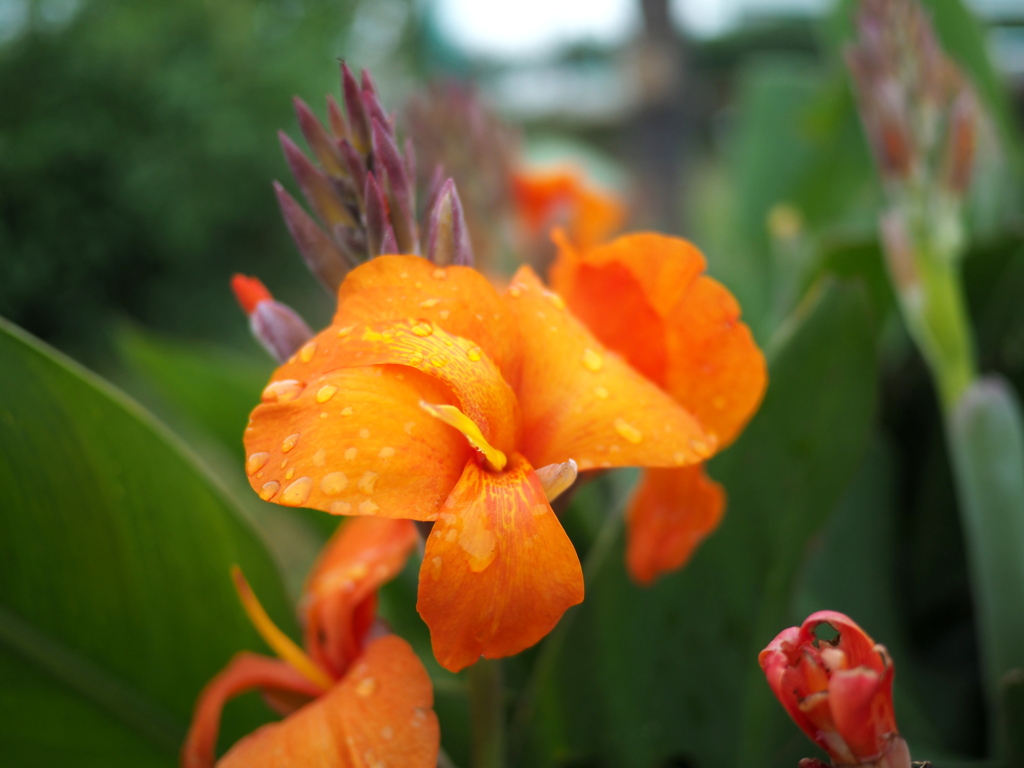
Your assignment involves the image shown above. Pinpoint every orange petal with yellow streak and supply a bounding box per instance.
[303,517,419,680]
[505,266,714,471]
[417,454,584,672]
[332,254,521,388]
[245,365,470,521]
[281,319,518,455]
[218,636,439,768]
[625,465,725,586]
[182,652,322,768]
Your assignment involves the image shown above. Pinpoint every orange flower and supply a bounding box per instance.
[759,611,910,768]
[549,231,766,584]
[512,168,625,251]
[243,254,719,670]
[182,516,438,768]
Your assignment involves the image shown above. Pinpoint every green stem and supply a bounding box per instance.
[470,657,505,768]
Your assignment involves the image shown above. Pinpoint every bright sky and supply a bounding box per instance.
[431,0,829,58]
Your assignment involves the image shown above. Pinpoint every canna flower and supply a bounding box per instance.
[242,253,721,671]
[513,167,626,253]
[759,611,911,768]
[182,516,438,768]
[549,231,766,584]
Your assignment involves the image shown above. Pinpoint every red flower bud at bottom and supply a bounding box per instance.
[759,611,910,768]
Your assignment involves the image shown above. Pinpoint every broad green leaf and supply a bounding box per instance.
[515,278,879,768]
[0,318,296,765]
[949,377,1024,720]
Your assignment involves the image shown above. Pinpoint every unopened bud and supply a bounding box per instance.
[426,179,474,266]
[230,274,314,363]
[274,181,350,292]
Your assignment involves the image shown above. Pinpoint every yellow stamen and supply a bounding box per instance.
[535,459,578,502]
[231,566,333,691]
[419,401,508,472]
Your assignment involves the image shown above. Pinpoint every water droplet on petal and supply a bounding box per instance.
[356,677,377,696]
[419,298,440,308]
[379,447,395,459]
[345,447,358,460]
[432,268,447,280]
[674,452,687,465]
[359,500,379,515]
[359,428,370,439]
[407,352,425,366]
[508,286,521,298]
[467,346,482,362]
[285,467,295,480]
[594,386,609,400]
[614,418,643,444]
[341,407,354,416]
[299,341,317,363]
[439,309,450,320]
[281,477,313,506]
[412,322,433,337]
[430,354,447,367]
[404,421,416,434]
[357,471,378,494]
[337,325,356,337]
[330,500,352,514]
[259,481,281,501]
[543,290,566,310]
[581,349,603,372]
[261,379,303,403]
[689,438,711,458]
[281,433,301,453]
[321,472,349,495]
[246,452,270,475]
[313,448,327,467]
[316,385,338,403]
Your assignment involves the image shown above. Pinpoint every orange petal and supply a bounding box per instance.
[505,266,714,471]
[663,274,766,446]
[331,254,521,388]
[512,170,624,250]
[550,232,766,447]
[303,517,419,679]
[245,364,470,521]
[417,454,584,672]
[182,653,322,768]
[279,319,518,454]
[625,465,725,586]
[217,636,439,768]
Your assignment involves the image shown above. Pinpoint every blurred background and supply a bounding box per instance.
[3,1,1024,765]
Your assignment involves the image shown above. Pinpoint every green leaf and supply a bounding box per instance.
[949,377,1024,722]
[515,278,879,768]
[0,318,296,765]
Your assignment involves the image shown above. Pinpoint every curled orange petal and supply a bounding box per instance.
[332,254,521,388]
[303,517,419,679]
[217,636,439,768]
[512,169,624,250]
[182,653,322,768]
[505,266,714,471]
[245,364,470,521]
[550,232,766,447]
[625,465,725,586]
[417,454,584,672]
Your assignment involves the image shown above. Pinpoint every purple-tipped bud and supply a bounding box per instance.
[942,89,977,196]
[364,172,389,256]
[404,137,417,195]
[338,138,367,208]
[279,131,357,229]
[293,97,345,178]
[423,164,446,219]
[341,62,372,154]
[426,179,473,267]
[274,181,350,293]
[361,68,378,97]
[380,223,399,255]
[250,299,315,364]
[372,118,418,254]
[326,94,348,140]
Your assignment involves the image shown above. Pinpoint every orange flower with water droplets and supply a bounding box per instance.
[549,231,766,585]
[182,516,438,768]
[759,611,910,768]
[243,254,719,671]
[513,167,625,252]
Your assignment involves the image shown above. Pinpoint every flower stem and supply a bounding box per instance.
[470,657,505,768]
